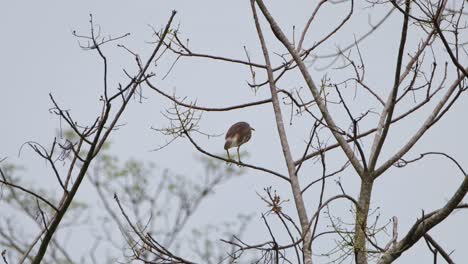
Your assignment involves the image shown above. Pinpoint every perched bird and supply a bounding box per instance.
[224,121,255,162]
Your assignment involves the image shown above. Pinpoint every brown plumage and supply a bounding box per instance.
[224,121,254,162]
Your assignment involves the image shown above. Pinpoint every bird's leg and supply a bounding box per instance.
[226,150,231,161]
[237,146,241,164]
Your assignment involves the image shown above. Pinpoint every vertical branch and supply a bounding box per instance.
[250,1,313,263]
[254,0,364,177]
[368,0,411,172]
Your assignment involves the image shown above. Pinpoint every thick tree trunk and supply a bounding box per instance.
[354,176,374,264]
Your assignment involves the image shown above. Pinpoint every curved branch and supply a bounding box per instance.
[183,129,290,182]
[146,80,272,111]
[0,168,58,212]
[396,152,466,176]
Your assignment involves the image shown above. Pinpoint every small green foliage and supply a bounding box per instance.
[69,200,88,210]
[63,129,78,141]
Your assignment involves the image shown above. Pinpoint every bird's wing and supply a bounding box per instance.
[225,122,245,139]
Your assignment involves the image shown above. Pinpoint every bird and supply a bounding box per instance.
[224,121,255,163]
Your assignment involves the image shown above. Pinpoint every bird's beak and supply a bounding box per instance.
[251,127,255,131]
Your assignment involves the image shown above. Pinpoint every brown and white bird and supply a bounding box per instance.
[224,121,255,162]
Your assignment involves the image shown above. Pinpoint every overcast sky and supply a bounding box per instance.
[1,1,467,263]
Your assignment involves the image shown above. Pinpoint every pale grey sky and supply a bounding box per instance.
[1,1,467,263]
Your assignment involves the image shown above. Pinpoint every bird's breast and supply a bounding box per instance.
[224,135,240,149]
